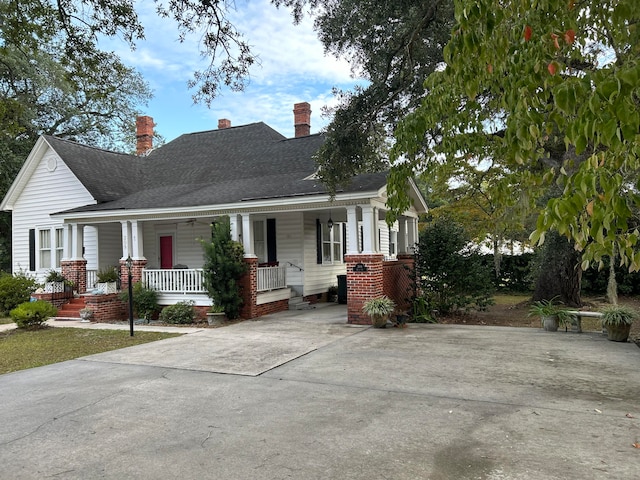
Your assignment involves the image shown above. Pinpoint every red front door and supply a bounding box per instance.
[160,236,173,269]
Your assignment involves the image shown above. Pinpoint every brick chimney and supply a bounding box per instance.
[218,118,231,129]
[136,116,154,155]
[293,102,311,137]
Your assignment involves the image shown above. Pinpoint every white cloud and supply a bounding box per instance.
[100,0,364,141]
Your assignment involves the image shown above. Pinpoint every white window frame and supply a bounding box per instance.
[253,219,267,263]
[322,222,343,265]
[38,228,52,270]
[55,227,64,267]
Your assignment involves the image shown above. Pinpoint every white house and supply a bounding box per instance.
[1,103,426,323]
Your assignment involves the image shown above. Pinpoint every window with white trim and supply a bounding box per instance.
[322,223,343,264]
[55,227,64,267]
[39,229,51,269]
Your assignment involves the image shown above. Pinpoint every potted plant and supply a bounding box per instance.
[528,298,571,332]
[96,267,119,294]
[206,304,226,326]
[44,270,66,293]
[79,307,94,323]
[600,304,637,342]
[362,296,396,328]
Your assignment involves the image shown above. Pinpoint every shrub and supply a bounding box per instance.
[10,300,58,328]
[159,301,196,324]
[45,270,66,283]
[119,282,160,321]
[201,215,247,319]
[0,272,38,315]
[414,216,494,315]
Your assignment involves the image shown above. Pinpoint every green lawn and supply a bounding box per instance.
[0,327,180,374]
[0,316,13,325]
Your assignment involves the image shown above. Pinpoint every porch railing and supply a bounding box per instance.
[143,269,207,293]
[257,265,287,292]
[86,270,98,289]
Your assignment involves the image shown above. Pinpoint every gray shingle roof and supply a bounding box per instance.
[47,122,388,214]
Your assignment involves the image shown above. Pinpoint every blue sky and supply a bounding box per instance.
[103,0,363,142]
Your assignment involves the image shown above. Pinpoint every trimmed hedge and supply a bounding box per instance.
[10,300,58,329]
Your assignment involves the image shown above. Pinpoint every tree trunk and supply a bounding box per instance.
[492,232,502,278]
[532,231,582,307]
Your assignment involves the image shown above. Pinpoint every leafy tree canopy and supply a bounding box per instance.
[0,0,256,107]
[275,0,455,194]
[390,0,640,271]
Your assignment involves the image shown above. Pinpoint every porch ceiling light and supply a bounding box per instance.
[327,217,334,231]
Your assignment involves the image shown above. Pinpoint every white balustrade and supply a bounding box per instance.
[257,265,287,292]
[143,269,206,293]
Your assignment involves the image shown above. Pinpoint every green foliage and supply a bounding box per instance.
[0,272,38,315]
[273,0,455,194]
[119,282,160,321]
[10,300,58,329]
[390,0,640,272]
[45,270,65,283]
[97,267,119,283]
[159,301,196,325]
[201,216,247,320]
[415,216,494,314]
[483,254,535,292]
[362,296,396,317]
[600,305,637,326]
[411,296,437,323]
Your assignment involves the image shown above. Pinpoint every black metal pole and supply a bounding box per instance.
[128,270,134,336]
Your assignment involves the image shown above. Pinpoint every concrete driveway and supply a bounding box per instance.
[1,304,639,479]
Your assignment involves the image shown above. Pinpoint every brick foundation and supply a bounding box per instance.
[61,260,87,293]
[346,254,385,325]
[84,294,127,323]
[32,291,74,310]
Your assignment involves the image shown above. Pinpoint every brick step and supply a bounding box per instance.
[57,298,87,318]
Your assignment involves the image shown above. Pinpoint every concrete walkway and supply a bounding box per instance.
[1,304,639,479]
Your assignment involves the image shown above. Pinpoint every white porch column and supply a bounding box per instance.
[229,214,240,243]
[241,213,256,258]
[71,223,84,260]
[361,205,376,254]
[121,221,131,260]
[398,218,408,254]
[407,217,418,251]
[62,224,72,261]
[131,220,145,260]
[346,206,359,254]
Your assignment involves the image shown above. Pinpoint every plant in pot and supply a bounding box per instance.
[79,307,94,322]
[528,298,570,332]
[206,304,226,326]
[96,267,119,294]
[600,304,637,342]
[362,296,396,328]
[44,270,66,293]
[201,215,247,320]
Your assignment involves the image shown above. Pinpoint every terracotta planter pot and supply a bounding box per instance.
[605,323,631,342]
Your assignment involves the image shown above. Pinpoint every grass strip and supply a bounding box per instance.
[0,327,180,374]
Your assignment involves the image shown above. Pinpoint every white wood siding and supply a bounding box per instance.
[143,220,211,269]
[302,212,346,296]
[97,223,122,269]
[272,212,304,292]
[11,148,96,281]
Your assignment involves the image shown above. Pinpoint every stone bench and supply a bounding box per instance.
[565,310,603,333]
